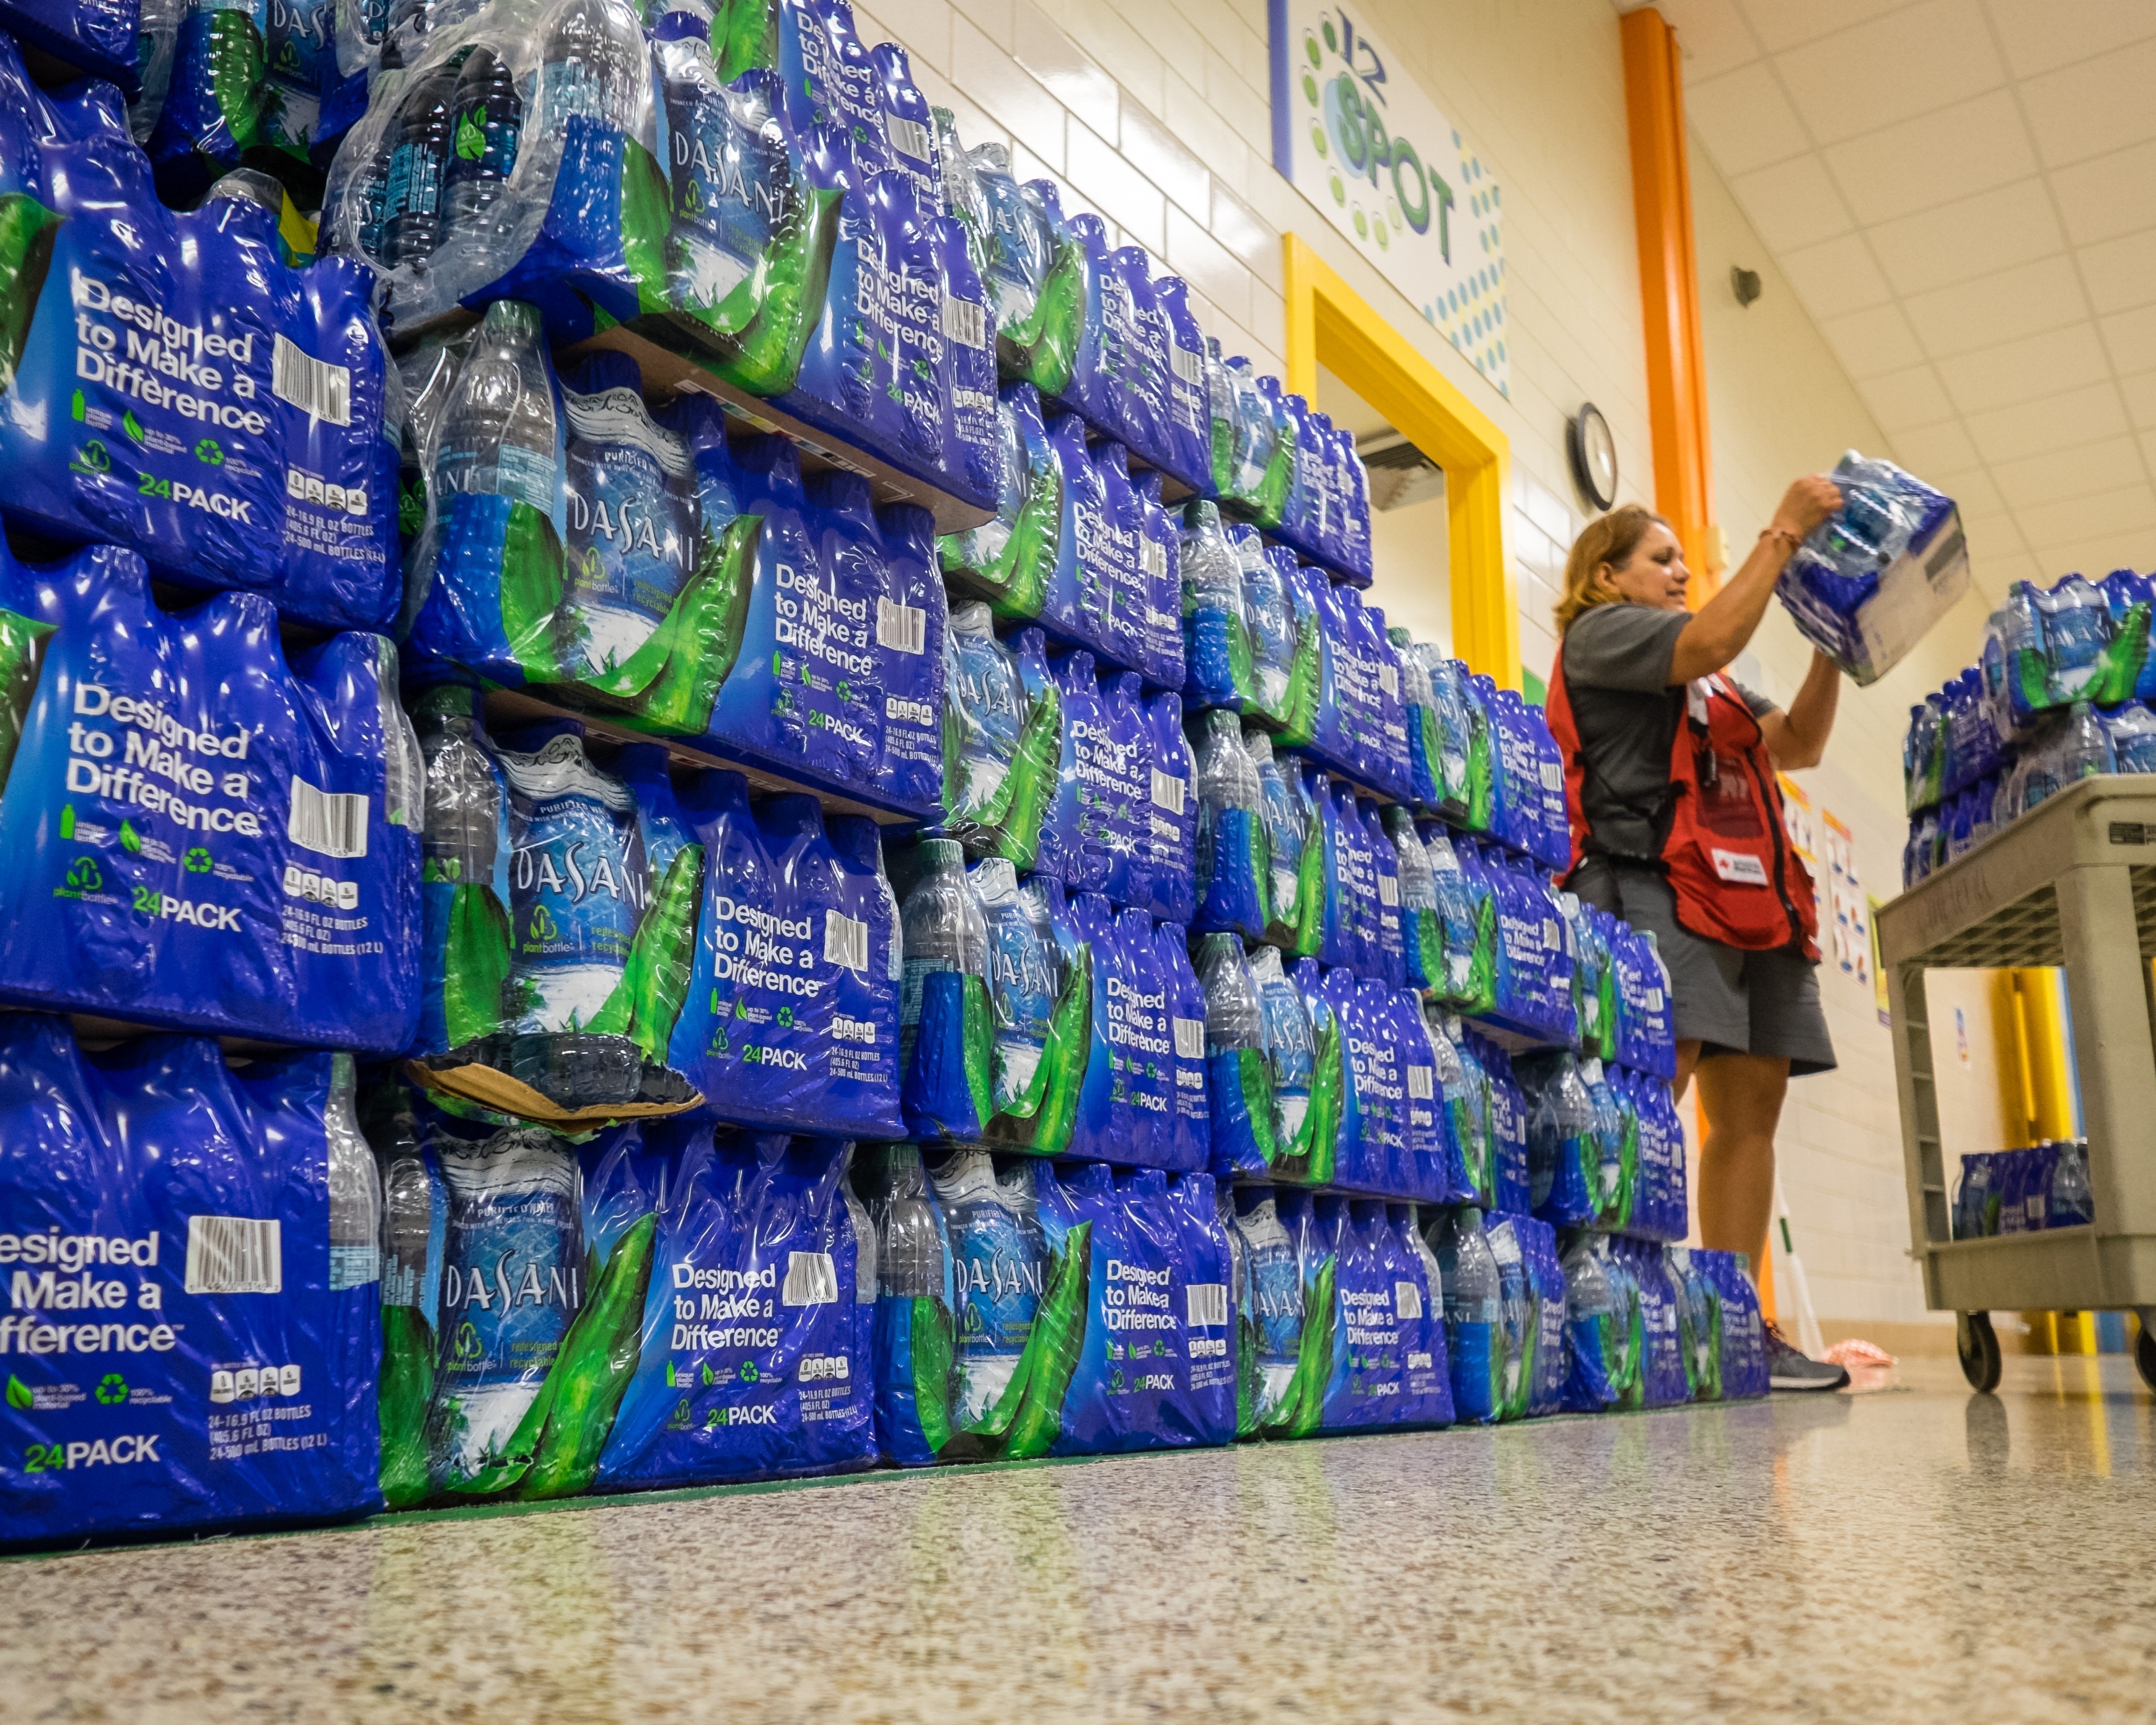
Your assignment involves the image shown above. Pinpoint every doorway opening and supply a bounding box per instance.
[1283,235,1517,687]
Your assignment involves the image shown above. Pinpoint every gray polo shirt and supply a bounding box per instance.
[1559,603,1776,860]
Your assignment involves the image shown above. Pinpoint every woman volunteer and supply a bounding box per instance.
[1546,479,1850,1392]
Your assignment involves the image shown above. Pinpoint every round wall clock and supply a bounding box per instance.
[1568,402,1618,511]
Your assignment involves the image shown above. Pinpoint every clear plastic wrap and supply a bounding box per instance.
[1775,450,1965,685]
[322,0,669,334]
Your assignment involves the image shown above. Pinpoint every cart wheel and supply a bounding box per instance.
[2136,1323,2156,1396]
[1957,1311,2002,1394]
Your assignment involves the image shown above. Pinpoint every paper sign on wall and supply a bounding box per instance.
[1822,810,1868,986]
[1268,1,1510,395]
[1777,774,1817,864]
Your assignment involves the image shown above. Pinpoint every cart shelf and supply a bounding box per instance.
[1880,776,2156,1374]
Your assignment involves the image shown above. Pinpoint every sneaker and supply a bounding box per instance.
[1765,1321,1850,1392]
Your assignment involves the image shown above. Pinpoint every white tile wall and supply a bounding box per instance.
[868,0,1953,1323]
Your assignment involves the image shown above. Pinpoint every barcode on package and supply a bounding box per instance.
[877,597,926,653]
[1171,344,1205,386]
[273,335,351,426]
[824,910,869,972]
[1394,1281,1423,1321]
[1379,874,1399,906]
[1144,539,1168,581]
[1407,1064,1433,1100]
[1379,663,1399,697]
[185,1216,282,1295]
[886,112,933,162]
[1151,769,1187,814]
[1186,1282,1228,1327]
[939,295,987,349]
[1173,1017,1206,1061]
[782,1251,839,1306]
[288,777,368,859]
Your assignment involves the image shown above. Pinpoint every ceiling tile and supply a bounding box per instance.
[1686,63,1811,177]
[1969,547,2039,594]
[1867,177,2065,296]
[1727,154,1854,252]
[1818,303,1926,376]
[1937,324,2111,413]
[1772,0,2004,146]
[1984,0,2156,79]
[1991,436,2149,511]
[2077,228,2156,317]
[1657,0,1763,81]
[1965,381,2128,463]
[1737,0,1917,53]
[1888,419,1981,474]
[2025,528,2156,578]
[2014,482,2156,550]
[1960,508,2026,554]
[1929,467,2005,515]
[2099,303,2156,375]
[1821,89,2036,226]
[2053,138,2156,246]
[1855,363,1955,431]
[1901,255,2088,358]
[2125,376,2156,431]
[2017,33,2156,167]
[1773,232,1894,320]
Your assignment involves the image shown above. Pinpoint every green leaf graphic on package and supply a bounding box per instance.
[0,192,61,398]
[915,1221,1089,1463]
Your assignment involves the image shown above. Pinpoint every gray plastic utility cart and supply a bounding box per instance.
[1880,776,2156,1393]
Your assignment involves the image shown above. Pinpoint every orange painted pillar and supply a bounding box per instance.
[1620,7,1722,593]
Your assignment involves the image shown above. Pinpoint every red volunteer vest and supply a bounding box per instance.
[1547,643,1820,959]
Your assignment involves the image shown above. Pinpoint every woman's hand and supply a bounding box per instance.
[1771,475,1843,542]
[1669,479,1844,684]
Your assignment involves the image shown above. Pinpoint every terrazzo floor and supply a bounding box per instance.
[5,1353,2153,1723]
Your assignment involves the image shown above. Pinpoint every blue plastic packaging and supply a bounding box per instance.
[1394,1204,1454,1426]
[0,542,420,1052]
[876,501,949,810]
[666,774,902,1138]
[0,35,399,632]
[0,1017,381,1548]
[1033,648,1102,893]
[1190,710,1269,938]
[1157,922,1212,1173]
[0,0,139,86]
[1626,1238,1692,1408]
[592,1126,877,1491]
[1065,889,1134,1163]
[1140,689,1197,923]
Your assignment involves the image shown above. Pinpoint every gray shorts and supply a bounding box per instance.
[1569,858,1837,1076]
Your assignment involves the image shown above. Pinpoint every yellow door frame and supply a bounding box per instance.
[1282,234,1520,689]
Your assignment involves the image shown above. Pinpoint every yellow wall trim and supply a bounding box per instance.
[1281,234,1520,689]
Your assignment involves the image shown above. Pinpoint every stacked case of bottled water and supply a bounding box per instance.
[0,14,426,1546]
[0,0,1760,1546]
[1952,1142,2095,1241]
[1903,567,2156,888]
